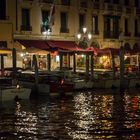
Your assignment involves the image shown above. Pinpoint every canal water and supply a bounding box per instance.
[0,89,140,140]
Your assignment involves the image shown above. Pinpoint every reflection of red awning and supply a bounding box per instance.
[17,40,51,51]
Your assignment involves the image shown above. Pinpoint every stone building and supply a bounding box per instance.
[0,0,140,70]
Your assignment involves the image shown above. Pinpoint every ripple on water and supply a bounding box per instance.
[1,90,140,139]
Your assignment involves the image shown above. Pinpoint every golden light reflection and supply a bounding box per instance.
[124,95,140,130]
[66,93,114,139]
[14,102,38,135]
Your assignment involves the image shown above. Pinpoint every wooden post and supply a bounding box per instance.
[47,53,51,71]
[73,52,76,73]
[1,55,4,76]
[68,53,70,69]
[60,53,63,70]
[111,50,116,79]
[86,53,89,80]
[12,48,17,84]
[33,55,39,90]
[90,53,94,81]
[138,54,140,77]
[120,46,125,89]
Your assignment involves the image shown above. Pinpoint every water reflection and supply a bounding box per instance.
[1,90,140,139]
[14,101,38,139]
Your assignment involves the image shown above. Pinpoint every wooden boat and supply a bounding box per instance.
[18,71,74,96]
[0,77,31,101]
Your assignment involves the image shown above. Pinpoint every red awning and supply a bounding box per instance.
[17,40,51,51]
[47,40,86,52]
[95,48,120,56]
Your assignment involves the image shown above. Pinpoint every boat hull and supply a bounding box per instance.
[0,87,31,101]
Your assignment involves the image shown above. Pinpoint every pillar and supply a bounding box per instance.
[12,48,17,79]
[90,53,94,80]
[86,53,89,80]
[60,53,63,70]
[111,50,116,79]
[73,52,76,73]
[120,46,125,89]
[1,54,4,76]
[47,53,51,71]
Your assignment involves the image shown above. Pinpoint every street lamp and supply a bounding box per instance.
[76,27,92,49]
[76,27,93,80]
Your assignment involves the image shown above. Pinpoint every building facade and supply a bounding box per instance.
[0,0,140,69]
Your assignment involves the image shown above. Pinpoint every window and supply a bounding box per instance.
[0,41,7,48]
[61,0,70,6]
[80,0,87,8]
[40,0,53,3]
[92,15,99,34]
[104,0,110,3]
[113,0,119,4]
[0,0,6,20]
[135,0,139,7]
[104,16,120,38]
[124,18,128,35]
[41,10,50,32]
[113,17,119,36]
[60,12,69,33]
[21,8,31,31]
[42,10,49,23]
[124,0,129,6]
[134,19,140,36]
[104,16,111,35]
[79,14,85,32]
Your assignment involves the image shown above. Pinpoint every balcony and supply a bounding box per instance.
[103,31,119,39]
[20,25,32,31]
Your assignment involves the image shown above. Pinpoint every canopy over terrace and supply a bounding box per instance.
[16,39,51,54]
[0,48,12,54]
[16,39,92,53]
[46,40,93,53]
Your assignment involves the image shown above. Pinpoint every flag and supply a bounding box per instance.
[49,4,55,27]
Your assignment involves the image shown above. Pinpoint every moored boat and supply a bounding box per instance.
[0,77,31,101]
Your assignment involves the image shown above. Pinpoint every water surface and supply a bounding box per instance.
[0,89,140,139]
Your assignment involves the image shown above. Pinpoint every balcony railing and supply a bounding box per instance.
[103,31,119,39]
[20,25,32,31]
